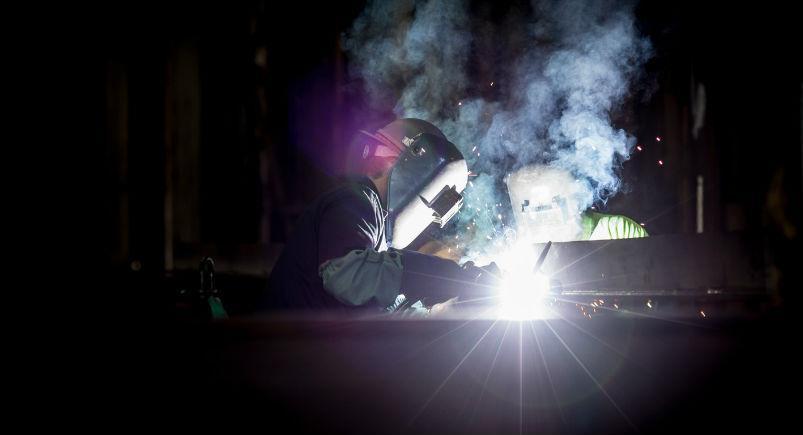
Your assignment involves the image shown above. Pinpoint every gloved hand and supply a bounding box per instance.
[460,261,502,286]
[400,251,500,305]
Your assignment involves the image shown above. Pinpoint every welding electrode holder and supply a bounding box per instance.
[534,241,562,295]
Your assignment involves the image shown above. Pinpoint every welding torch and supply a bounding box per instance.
[533,241,552,274]
[533,241,563,295]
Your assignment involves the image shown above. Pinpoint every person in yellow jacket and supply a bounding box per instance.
[507,164,647,243]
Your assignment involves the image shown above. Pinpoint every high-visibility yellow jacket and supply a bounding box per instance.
[581,211,648,240]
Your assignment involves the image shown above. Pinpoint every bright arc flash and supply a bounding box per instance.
[497,270,551,320]
[488,240,554,320]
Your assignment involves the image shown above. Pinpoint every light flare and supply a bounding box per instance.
[484,241,555,320]
[497,270,551,320]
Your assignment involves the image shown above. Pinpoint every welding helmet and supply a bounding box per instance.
[506,165,587,243]
[359,119,468,248]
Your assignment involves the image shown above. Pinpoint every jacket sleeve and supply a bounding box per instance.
[319,249,402,307]
[588,214,649,240]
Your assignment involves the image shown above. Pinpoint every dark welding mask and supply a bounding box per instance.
[386,132,468,248]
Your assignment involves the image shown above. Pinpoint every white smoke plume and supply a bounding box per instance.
[343,0,652,260]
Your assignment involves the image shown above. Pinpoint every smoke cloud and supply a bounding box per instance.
[343,0,652,261]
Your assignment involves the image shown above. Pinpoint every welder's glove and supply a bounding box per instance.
[461,261,502,283]
[400,251,500,306]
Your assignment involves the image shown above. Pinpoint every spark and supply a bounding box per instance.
[658,160,664,166]
[646,299,653,309]
[547,306,657,376]
[640,222,646,226]
[636,145,643,151]
[490,81,494,87]
[472,146,477,152]
[700,310,706,318]
[656,136,662,142]
[556,296,713,329]
[458,101,463,106]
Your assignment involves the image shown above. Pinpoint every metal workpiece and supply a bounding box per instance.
[532,233,766,296]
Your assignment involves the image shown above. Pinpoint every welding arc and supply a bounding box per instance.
[533,241,552,274]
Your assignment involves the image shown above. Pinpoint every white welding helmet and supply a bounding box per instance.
[359,119,468,248]
[506,165,588,243]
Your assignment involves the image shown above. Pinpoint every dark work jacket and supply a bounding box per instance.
[263,178,388,311]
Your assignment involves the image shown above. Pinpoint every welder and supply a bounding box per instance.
[506,164,647,244]
[262,118,498,313]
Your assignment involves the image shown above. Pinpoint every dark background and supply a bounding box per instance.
[76,0,800,288]
[47,0,801,432]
